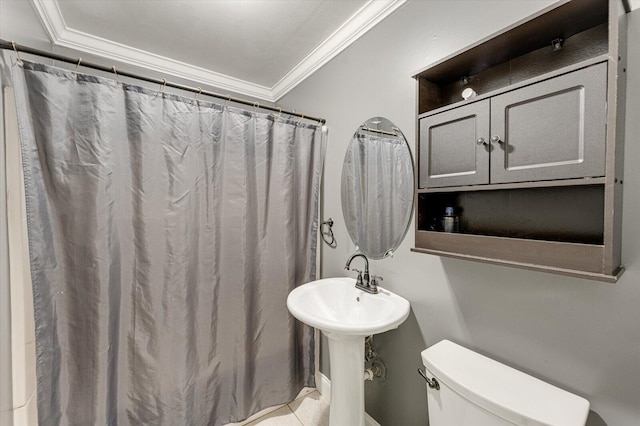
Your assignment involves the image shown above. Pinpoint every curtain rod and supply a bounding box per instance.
[359,125,399,137]
[0,39,326,124]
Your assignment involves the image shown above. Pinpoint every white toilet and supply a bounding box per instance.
[421,340,590,426]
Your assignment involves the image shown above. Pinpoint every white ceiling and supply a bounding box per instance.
[32,0,407,101]
[26,0,640,102]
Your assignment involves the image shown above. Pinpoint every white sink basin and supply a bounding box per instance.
[287,277,410,336]
[287,277,410,426]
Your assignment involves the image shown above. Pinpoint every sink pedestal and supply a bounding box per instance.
[324,332,366,426]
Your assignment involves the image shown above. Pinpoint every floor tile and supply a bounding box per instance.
[225,404,284,426]
[295,386,317,400]
[246,405,303,426]
[288,391,329,426]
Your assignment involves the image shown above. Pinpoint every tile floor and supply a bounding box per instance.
[245,391,329,426]
[226,388,380,426]
[222,389,329,426]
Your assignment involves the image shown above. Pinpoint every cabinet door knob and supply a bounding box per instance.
[476,137,488,146]
[491,135,503,144]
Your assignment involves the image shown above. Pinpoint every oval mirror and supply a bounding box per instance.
[341,117,415,259]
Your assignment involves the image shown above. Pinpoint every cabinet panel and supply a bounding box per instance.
[490,63,607,184]
[419,100,489,188]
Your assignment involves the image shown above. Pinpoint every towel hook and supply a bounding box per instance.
[320,218,337,248]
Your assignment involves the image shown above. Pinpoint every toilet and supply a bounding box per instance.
[421,340,590,426]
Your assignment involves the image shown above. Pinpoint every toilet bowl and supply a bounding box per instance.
[421,340,590,426]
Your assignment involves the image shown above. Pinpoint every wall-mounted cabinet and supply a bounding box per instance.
[412,0,629,282]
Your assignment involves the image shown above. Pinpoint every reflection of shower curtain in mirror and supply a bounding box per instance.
[343,135,413,258]
[12,61,325,426]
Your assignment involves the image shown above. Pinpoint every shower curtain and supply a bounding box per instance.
[11,61,325,426]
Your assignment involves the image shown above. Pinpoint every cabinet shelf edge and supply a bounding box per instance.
[418,177,606,193]
[410,247,623,283]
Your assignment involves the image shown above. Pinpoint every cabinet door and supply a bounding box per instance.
[419,99,490,188]
[490,63,607,184]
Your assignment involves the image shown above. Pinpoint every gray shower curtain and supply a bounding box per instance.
[12,61,325,426]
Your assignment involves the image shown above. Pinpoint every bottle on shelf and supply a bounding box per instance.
[442,207,459,233]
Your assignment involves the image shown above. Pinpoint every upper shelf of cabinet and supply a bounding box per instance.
[413,0,629,115]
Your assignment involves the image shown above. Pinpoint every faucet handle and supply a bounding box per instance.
[370,275,383,286]
[350,269,365,286]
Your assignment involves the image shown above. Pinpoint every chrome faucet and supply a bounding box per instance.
[344,253,381,294]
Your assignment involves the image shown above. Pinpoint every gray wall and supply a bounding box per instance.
[281,2,640,425]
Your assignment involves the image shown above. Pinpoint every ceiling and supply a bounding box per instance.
[31,0,407,101]
[27,0,640,102]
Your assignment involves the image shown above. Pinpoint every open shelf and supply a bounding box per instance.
[418,185,605,245]
[414,0,610,114]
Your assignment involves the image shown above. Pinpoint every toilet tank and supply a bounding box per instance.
[421,340,590,426]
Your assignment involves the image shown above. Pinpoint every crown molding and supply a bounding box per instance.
[271,0,407,100]
[30,0,64,43]
[29,0,273,100]
[30,0,406,102]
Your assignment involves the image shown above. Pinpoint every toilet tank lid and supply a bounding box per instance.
[421,340,590,426]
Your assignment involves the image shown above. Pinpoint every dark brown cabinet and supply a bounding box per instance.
[490,63,607,184]
[412,0,629,282]
[419,100,489,188]
[419,63,608,189]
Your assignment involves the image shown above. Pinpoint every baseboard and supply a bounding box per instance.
[315,371,332,401]
[315,372,382,426]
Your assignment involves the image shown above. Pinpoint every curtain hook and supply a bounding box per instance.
[156,78,167,97]
[296,113,305,126]
[11,40,24,65]
[276,107,283,121]
[193,87,202,104]
[112,66,122,86]
[253,102,260,116]
[223,94,232,110]
[71,57,82,78]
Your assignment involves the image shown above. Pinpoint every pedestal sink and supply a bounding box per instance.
[287,277,410,426]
